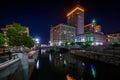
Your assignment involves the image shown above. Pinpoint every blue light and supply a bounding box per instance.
[90,64,96,78]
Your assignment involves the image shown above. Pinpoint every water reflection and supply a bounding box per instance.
[48,48,120,80]
[66,74,75,80]
[90,64,96,78]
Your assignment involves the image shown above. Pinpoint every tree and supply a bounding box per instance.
[75,42,83,46]
[0,29,3,33]
[0,33,5,46]
[6,22,34,48]
[22,33,34,48]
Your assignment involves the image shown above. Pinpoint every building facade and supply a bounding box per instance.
[67,6,84,35]
[50,24,75,46]
[75,32,106,46]
[107,32,120,43]
[84,23,101,33]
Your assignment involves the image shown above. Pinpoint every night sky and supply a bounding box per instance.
[0,0,120,44]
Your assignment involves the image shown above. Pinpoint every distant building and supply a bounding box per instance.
[50,5,107,46]
[107,32,120,43]
[84,20,101,33]
[50,24,75,46]
[75,19,106,46]
[67,5,84,35]
[75,32,106,46]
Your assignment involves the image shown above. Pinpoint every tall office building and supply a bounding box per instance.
[67,5,84,35]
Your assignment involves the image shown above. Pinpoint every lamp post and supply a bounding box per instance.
[35,38,40,49]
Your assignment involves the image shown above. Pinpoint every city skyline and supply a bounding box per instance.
[0,0,120,44]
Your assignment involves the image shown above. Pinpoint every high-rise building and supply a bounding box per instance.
[50,24,75,46]
[67,5,84,35]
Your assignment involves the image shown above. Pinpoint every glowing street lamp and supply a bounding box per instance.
[35,38,39,44]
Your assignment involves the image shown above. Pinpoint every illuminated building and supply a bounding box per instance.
[75,19,106,46]
[84,19,101,33]
[50,24,75,46]
[107,32,120,43]
[75,32,106,46]
[67,5,84,35]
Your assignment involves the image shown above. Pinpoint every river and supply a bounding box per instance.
[30,51,120,80]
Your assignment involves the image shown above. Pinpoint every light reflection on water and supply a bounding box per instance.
[66,74,76,80]
[49,51,120,80]
[36,59,39,70]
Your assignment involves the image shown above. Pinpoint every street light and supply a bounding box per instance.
[35,38,39,44]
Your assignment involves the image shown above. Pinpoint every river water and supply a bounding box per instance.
[30,51,120,80]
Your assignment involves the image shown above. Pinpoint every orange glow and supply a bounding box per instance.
[66,74,76,80]
[84,24,91,28]
[67,7,84,17]
[94,26,100,32]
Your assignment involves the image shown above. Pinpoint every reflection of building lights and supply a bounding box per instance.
[49,54,52,61]
[82,62,85,66]
[66,74,76,80]
[36,60,39,70]
[90,64,96,78]
[60,53,62,57]
[64,60,67,65]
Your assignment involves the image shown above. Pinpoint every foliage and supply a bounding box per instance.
[6,22,34,48]
[65,42,75,46]
[111,42,120,47]
[22,33,35,48]
[75,42,83,46]
[65,42,69,46]
[75,41,92,48]
[0,33,5,46]
[0,29,3,33]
